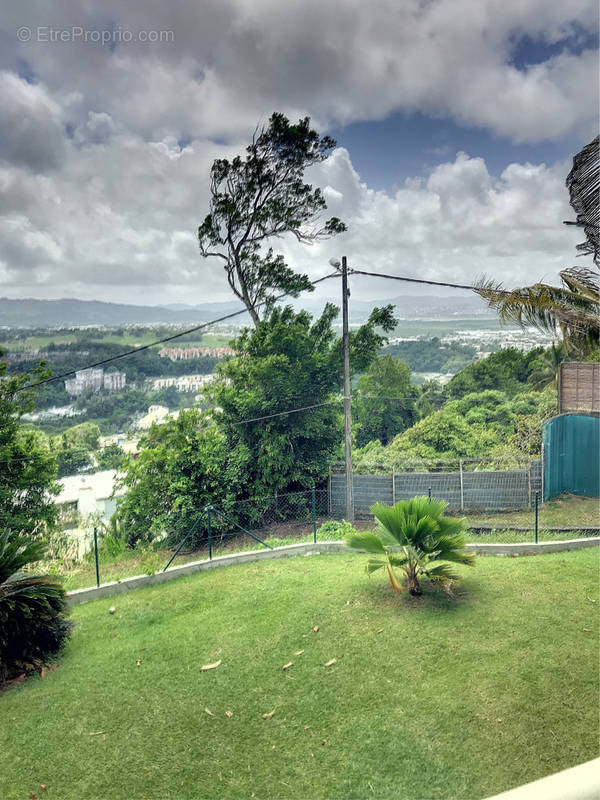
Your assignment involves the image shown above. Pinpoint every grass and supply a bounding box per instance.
[2,549,598,800]
[468,495,599,530]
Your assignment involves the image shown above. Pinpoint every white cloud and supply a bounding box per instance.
[2,0,597,143]
[0,72,65,171]
[0,0,595,303]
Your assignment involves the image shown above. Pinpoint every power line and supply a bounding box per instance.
[14,265,488,391]
[349,268,480,292]
[1,394,447,464]
[20,271,340,390]
[232,399,341,425]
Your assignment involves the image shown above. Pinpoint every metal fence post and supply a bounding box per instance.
[535,491,539,544]
[207,506,213,560]
[93,526,100,588]
[392,471,396,505]
[459,460,464,512]
[428,486,432,500]
[312,488,317,543]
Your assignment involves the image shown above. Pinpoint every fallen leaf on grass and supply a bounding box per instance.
[225,711,233,718]
[376,629,384,634]
[324,658,337,667]
[282,662,293,670]
[87,732,106,736]
[262,710,276,720]
[136,658,142,667]
[582,628,592,632]
[204,708,214,717]
[201,660,222,671]
[39,667,47,679]
[109,634,119,639]
[303,725,310,730]
[295,650,304,656]
[321,740,327,746]
[40,787,48,792]
[29,793,37,799]
[313,626,319,633]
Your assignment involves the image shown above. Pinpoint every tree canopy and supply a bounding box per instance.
[353,355,419,447]
[198,113,346,326]
[0,360,59,538]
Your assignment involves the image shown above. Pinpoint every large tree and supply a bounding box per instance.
[353,355,419,447]
[475,136,600,356]
[198,113,346,327]
[115,408,241,547]
[0,360,59,538]
[209,303,396,502]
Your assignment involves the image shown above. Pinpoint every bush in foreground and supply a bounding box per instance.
[0,531,72,685]
[346,497,475,596]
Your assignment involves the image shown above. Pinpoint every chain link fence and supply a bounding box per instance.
[52,479,597,589]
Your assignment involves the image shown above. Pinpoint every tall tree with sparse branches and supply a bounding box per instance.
[475,136,599,356]
[198,113,346,327]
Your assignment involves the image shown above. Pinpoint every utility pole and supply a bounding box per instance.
[341,256,354,522]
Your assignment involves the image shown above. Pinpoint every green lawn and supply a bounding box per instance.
[2,549,598,800]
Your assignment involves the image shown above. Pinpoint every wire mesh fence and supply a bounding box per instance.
[330,459,543,515]
[52,480,597,590]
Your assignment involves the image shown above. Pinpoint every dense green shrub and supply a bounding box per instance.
[316,519,359,541]
[0,531,72,684]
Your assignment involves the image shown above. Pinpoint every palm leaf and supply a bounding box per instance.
[365,559,386,574]
[345,532,386,554]
[0,531,47,583]
[425,562,459,582]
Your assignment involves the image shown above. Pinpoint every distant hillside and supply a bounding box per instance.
[0,293,493,328]
[0,298,240,327]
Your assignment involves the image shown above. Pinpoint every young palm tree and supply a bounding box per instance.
[346,497,475,596]
[0,531,71,684]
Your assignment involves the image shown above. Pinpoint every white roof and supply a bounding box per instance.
[56,469,125,504]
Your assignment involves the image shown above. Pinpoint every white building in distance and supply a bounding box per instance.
[65,367,126,395]
[149,374,214,393]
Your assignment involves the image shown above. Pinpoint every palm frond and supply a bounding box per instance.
[0,531,47,583]
[425,562,459,582]
[365,558,386,574]
[565,135,599,266]
[474,276,599,355]
[345,532,386,554]
[387,554,410,568]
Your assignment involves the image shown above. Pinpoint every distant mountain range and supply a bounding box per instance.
[0,294,494,328]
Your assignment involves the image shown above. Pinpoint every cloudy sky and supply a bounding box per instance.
[0,0,598,306]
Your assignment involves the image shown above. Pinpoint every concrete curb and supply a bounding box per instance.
[466,537,599,556]
[468,526,599,535]
[66,537,599,606]
[482,757,600,800]
[67,541,344,606]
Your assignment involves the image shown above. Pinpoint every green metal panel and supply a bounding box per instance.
[542,414,600,500]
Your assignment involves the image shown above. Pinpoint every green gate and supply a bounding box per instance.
[542,414,600,500]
